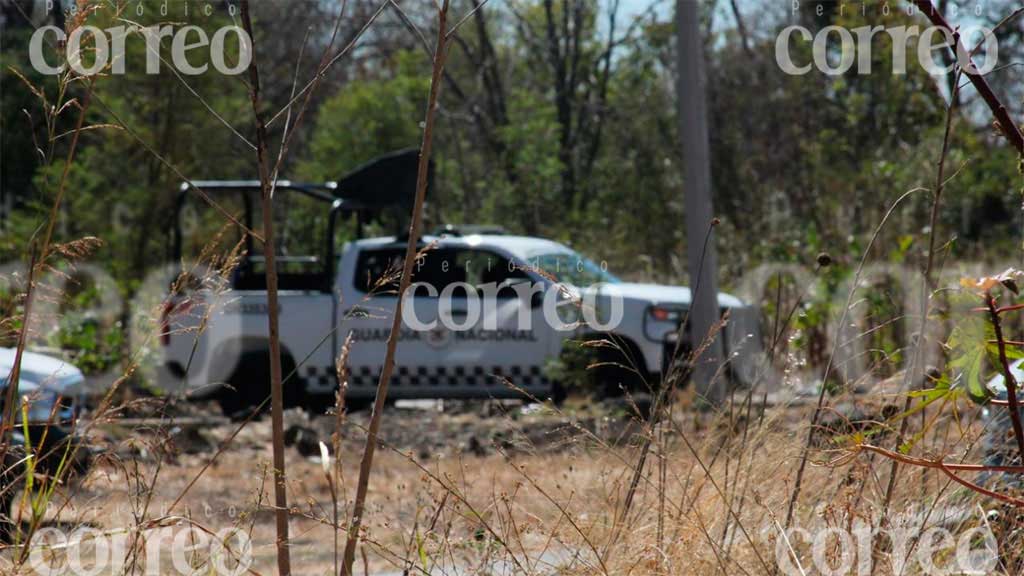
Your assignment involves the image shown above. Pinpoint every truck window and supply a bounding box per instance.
[354,247,461,295]
[455,250,532,298]
[355,247,531,297]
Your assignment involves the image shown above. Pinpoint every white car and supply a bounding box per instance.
[0,347,85,422]
[162,185,760,415]
[0,348,93,515]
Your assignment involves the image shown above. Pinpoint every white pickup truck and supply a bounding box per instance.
[160,163,758,415]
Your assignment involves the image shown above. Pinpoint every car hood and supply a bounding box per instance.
[0,348,85,393]
[582,282,746,308]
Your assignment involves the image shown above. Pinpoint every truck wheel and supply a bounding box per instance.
[549,381,567,406]
[219,351,302,418]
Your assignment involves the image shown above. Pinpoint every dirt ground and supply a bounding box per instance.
[30,399,653,575]
[7,387,1001,576]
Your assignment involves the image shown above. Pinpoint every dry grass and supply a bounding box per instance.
[5,388,1009,575]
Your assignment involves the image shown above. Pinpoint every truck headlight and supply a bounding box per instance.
[645,305,687,343]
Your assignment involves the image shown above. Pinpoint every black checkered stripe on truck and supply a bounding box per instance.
[302,365,337,392]
[302,364,549,390]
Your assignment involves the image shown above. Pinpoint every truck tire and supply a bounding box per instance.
[549,381,567,406]
[218,351,303,418]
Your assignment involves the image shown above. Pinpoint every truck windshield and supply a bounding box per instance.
[527,252,620,287]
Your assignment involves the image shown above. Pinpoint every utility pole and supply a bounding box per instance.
[676,0,724,403]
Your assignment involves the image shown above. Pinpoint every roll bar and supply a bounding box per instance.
[169,148,431,291]
[171,180,343,262]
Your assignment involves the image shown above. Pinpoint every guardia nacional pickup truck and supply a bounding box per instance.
[159,151,758,414]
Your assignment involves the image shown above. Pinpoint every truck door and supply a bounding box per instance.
[344,246,453,399]
[438,249,554,399]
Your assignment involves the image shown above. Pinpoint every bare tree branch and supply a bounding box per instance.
[911,0,1024,155]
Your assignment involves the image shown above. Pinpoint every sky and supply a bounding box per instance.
[614,0,748,34]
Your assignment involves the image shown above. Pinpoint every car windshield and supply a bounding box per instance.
[526,251,621,286]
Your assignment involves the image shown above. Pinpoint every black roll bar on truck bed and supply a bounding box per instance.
[169,148,432,292]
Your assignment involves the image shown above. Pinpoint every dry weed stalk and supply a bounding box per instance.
[784,187,923,531]
[237,1,293,573]
[865,64,964,575]
[331,332,353,574]
[786,0,1024,540]
[0,4,104,561]
[340,2,452,573]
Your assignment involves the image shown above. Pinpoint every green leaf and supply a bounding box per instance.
[416,530,429,572]
[1000,342,1024,361]
[890,385,960,424]
[948,315,995,404]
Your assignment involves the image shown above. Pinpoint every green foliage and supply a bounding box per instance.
[300,51,430,181]
[2,0,253,288]
[545,340,600,397]
[488,89,563,235]
[947,313,997,404]
[947,295,1024,405]
[51,315,125,375]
